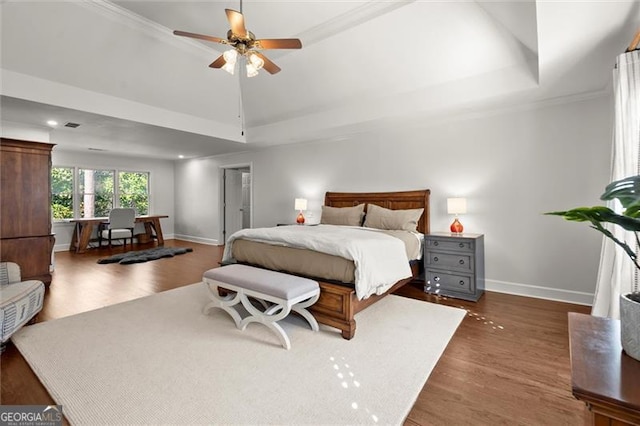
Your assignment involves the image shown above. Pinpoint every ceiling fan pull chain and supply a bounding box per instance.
[238,82,245,136]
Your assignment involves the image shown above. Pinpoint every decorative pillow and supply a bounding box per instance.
[363,204,424,232]
[320,204,365,226]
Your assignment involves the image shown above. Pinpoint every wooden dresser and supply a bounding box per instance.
[0,138,55,285]
[568,312,640,425]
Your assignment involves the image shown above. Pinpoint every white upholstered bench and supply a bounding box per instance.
[202,264,320,350]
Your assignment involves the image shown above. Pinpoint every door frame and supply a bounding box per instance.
[219,162,253,244]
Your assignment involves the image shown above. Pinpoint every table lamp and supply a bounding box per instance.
[447,198,467,234]
[295,198,307,224]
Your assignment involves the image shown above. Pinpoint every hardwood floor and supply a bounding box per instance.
[1,240,590,425]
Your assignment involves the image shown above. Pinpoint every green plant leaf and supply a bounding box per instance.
[546,207,640,270]
[547,175,640,272]
[601,175,640,215]
[545,207,640,231]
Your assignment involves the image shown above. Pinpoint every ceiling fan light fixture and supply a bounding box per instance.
[248,52,264,70]
[223,49,238,63]
[173,7,301,76]
[222,62,236,75]
[222,49,238,75]
[246,62,259,78]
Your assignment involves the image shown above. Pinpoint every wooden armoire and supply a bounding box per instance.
[0,138,55,285]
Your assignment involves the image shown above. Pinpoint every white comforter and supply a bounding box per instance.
[222,224,412,300]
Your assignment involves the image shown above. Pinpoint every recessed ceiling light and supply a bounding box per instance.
[47,120,58,126]
[178,155,185,159]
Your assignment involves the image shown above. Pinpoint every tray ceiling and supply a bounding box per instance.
[1,1,637,159]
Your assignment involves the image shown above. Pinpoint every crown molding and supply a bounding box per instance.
[411,88,611,130]
[78,0,217,60]
[297,0,416,48]
[359,87,611,138]
[79,1,415,61]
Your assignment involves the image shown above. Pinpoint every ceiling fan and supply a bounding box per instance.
[173,6,302,77]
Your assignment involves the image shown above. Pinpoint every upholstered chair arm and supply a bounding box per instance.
[0,262,22,285]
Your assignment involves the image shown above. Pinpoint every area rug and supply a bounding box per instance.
[12,283,465,425]
[97,246,193,264]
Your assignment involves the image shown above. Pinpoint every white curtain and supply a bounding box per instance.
[593,50,640,318]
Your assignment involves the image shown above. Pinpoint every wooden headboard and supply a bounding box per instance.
[324,189,431,234]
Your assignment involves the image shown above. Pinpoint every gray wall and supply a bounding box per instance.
[175,95,612,304]
[52,150,175,250]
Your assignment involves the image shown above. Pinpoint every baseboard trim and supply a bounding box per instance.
[54,233,178,252]
[174,234,221,246]
[486,279,593,306]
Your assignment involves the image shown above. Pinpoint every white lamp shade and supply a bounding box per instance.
[246,63,259,77]
[249,53,264,70]
[295,198,308,211]
[447,198,467,215]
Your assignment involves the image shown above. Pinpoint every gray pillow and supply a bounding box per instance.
[363,204,424,232]
[320,204,365,226]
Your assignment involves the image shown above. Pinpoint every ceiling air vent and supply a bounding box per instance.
[88,148,108,152]
[64,122,81,128]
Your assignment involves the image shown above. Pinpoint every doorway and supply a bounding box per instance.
[221,163,252,244]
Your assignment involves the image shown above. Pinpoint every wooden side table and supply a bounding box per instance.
[568,312,640,425]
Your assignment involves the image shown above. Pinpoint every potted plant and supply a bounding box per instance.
[546,175,640,362]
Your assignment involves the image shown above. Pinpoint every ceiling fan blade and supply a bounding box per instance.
[254,39,302,50]
[225,9,247,37]
[173,30,226,45]
[209,55,226,69]
[255,52,281,74]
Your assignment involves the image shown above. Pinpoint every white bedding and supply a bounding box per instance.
[222,225,413,300]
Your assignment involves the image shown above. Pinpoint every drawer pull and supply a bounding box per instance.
[434,276,440,282]
[459,280,465,286]
[434,241,439,246]
[459,243,464,248]
[434,256,439,262]
[459,259,465,265]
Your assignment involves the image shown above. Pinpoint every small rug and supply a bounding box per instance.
[13,284,466,425]
[97,247,193,264]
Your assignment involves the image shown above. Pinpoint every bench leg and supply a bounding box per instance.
[292,292,320,332]
[202,279,320,350]
[262,292,319,332]
[203,281,243,328]
[239,292,292,350]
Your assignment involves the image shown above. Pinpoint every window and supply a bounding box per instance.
[119,171,149,215]
[51,167,151,220]
[51,167,74,220]
[79,168,114,218]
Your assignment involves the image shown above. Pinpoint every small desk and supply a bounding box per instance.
[69,215,169,254]
[568,312,640,425]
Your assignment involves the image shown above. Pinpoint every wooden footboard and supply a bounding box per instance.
[309,282,356,339]
[310,263,419,339]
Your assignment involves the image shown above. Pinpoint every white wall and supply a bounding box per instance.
[173,156,222,245]
[52,150,175,250]
[1,121,51,142]
[175,95,612,305]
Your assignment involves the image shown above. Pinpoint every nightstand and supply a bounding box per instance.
[424,232,485,301]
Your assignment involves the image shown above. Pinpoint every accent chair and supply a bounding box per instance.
[0,262,45,351]
[99,208,136,248]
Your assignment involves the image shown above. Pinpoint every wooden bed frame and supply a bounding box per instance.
[309,189,431,339]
